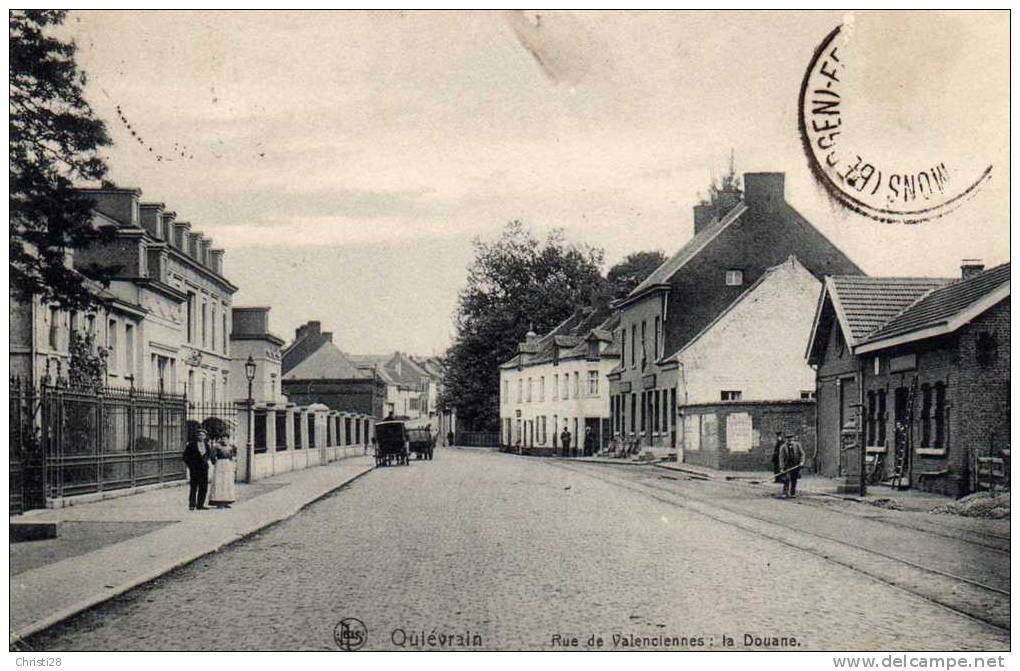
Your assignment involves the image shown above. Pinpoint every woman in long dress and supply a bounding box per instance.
[208,437,237,508]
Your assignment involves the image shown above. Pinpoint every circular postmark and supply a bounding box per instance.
[798,23,993,224]
[333,617,368,651]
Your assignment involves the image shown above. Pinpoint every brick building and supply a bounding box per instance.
[806,262,1010,495]
[663,256,821,469]
[608,172,862,454]
[281,321,387,417]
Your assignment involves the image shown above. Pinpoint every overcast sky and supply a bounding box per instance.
[63,10,1009,355]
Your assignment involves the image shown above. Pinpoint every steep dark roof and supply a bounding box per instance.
[627,203,748,300]
[826,275,953,345]
[861,263,1010,345]
[283,341,363,380]
[499,304,619,369]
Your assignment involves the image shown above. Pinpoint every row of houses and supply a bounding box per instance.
[10,187,378,511]
[499,172,1009,497]
[280,320,455,439]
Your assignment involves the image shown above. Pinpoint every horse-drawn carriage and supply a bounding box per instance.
[406,427,434,460]
[374,420,410,466]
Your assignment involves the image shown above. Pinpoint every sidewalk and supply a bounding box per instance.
[654,461,961,513]
[10,455,375,643]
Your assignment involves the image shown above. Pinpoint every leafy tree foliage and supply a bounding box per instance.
[606,250,667,299]
[10,10,113,310]
[441,222,606,431]
[67,330,108,390]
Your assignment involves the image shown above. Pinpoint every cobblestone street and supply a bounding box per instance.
[26,448,1009,651]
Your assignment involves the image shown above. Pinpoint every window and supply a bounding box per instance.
[866,391,876,446]
[48,306,60,349]
[920,384,932,447]
[640,321,647,370]
[877,389,887,447]
[527,377,533,402]
[800,390,816,400]
[517,379,523,403]
[725,270,744,286]
[552,374,558,400]
[539,376,545,402]
[630,324,637,367]
[540,416,547,444]
[573,372,579,397]
[630,393,636,433]
[201,302,208,347]
[588,371,598,396]
[186,292,195,343]
[222,313,228,353]
[721,390,742,401]
[587,340,599,360]
[934,383,946,450]
[654,316,661,359]
[873,357,881,375]
[107,319,118,371]
[976,332,997,366]
[211,306,217,352]
[654,389,661,433]
[124,324,134,377]
[620,329,626,368]
[563,374,569,400]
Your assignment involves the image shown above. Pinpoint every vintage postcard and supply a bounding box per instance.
[8,9,1011,663]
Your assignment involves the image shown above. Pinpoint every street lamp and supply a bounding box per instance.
[244,354,256,482]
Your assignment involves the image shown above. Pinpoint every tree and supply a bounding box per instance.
[67,330,108,390]
[606,250,668,299]
[10,10,113,311]
[441,222,606,431]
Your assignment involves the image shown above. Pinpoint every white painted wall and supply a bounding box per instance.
[499,350,616,447]
[675,256,820,405]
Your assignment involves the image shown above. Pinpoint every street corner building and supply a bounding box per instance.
[10,186,238,511]
[498,305,621,456]
[806,261,1010,496]
[607,172,862,467]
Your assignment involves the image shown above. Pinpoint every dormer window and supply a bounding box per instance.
[725,270,744,286]
[587,340,599,360]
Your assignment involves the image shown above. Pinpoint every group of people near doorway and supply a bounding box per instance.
[183,424,238,511]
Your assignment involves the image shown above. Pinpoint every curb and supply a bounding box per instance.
[12,461,376,644]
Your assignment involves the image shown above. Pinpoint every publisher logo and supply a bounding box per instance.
[334,617,367,651]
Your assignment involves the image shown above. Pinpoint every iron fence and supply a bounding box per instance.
[457,431,501,448]
[10,379,190,510]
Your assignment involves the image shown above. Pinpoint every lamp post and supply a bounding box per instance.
[244,354,256,482]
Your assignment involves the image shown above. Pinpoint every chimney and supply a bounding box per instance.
[323,331,333,343]
[161,211,177,245]
[307,321,321,337]
[187,231,202,259]
[961,259,985,280]
[80,187,142,227]
[295,324,308,342]
[173,221,191,249]
[139,202,165,239]
[693,203,714,234]
[232,307,270,337]
[208,248,225,275]
[198,236,210,266]
[743,172,785,211]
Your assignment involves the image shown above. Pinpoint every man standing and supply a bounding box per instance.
[584,427,595,457]
[778,433,806,498]
[183,426,210,510]
[560,427,571,457]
